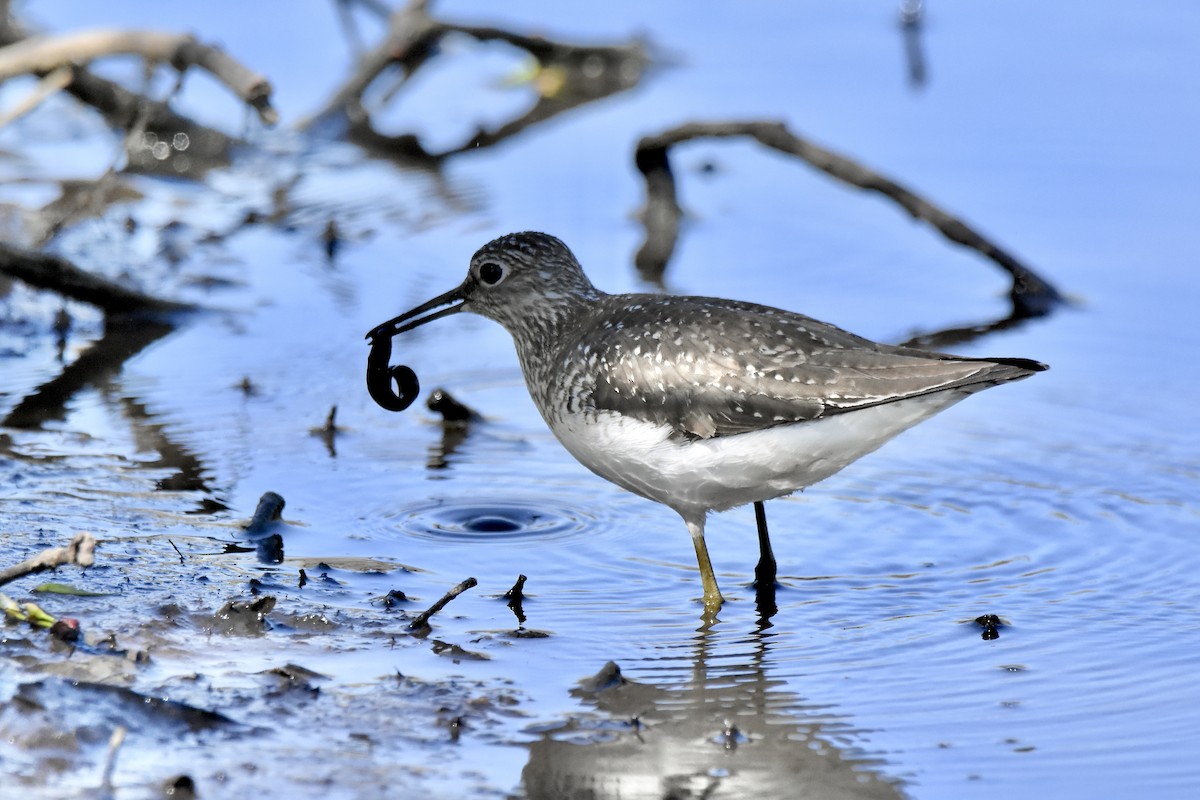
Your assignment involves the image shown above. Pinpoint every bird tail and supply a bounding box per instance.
[985,357,1048,374]
[959,356,1047,392]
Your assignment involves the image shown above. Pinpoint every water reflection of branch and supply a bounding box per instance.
[522,625,903,798]
[634,120,1064,321]
[310,0,648,164]
[0,241,223,507]
[118,396,217,501]
[2,317,175,430]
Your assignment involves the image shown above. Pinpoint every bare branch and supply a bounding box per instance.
[0,22,233,173]
[0,29,276,124]
[0,241,193,316]
[309,0,647,163]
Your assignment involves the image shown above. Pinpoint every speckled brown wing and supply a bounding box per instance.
[574,295,1040,440]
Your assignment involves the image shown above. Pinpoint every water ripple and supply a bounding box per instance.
[387,497,597,543]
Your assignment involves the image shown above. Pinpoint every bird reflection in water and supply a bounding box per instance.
[519,624,904,799]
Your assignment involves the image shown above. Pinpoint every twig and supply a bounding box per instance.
[634,120,1063,316]
[0,532,96,588]
[407,577,477,630]
[0,29,276,124]
[312,0,438,126]
[0,242,194,316]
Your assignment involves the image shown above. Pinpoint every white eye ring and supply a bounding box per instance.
[479,262,504,285]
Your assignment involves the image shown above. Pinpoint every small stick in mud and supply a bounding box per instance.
[503,574,527,603]
[407,577,477,631]
[317,405,340,433]
[0,532,96,588]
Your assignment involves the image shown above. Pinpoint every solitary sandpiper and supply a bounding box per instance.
[367,232,1046,611]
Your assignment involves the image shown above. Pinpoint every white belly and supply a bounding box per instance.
[549,391,970,517]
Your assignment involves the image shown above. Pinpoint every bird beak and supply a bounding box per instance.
[365,282,469,342]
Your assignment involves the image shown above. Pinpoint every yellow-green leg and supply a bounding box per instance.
[685,514,724,610]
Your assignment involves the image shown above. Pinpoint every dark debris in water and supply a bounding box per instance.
[426,387,482,424]
[258,663,329,697]
[372,588,410,608]
[975,613,1004,640]
[431,639,491,662]
[202,596,277,636]
[309,405,346,457]
[504,628,551,640]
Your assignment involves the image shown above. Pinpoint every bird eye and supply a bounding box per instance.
[479,262,504,285]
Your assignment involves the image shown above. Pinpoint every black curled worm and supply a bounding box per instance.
[366,334,419,412]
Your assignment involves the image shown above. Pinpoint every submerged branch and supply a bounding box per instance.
[407,577,477,631]
[634,120,1063,317]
